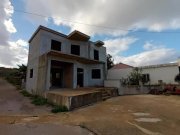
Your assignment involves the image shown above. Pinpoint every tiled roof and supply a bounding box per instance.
[111,63,133,69]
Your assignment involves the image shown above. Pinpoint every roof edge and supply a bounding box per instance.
[28,25,68,43]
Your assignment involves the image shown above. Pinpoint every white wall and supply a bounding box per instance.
[104,80,150,95]
[107,65,179,85]
[142,66,179,84]
[107,68,133,80]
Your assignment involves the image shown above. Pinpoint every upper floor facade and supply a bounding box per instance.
[28,26,106,64]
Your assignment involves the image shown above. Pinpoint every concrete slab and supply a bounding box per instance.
[46,87,118,110]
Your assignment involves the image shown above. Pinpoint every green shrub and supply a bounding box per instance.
[51,105,68,113]
[31,96,47,106]
[20,90,33,97]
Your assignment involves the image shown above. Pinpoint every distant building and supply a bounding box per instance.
[107,62,180,85]
[26,26,107,94]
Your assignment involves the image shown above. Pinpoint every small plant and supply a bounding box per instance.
[175,73,180,84]
[20,90,33,97]
[51,105,68,113]
[31,96,47,106]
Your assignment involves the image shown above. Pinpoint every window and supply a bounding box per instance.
[30,69,33,78]
[94,49,99,60]
[142,74,150,82]
[51,40,61,51]
[71,45,80,55]
[158,80,163,84]
[92,69,101,79]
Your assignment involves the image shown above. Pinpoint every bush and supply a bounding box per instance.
[51,105,68,113]
[20,90,33,97]
[175,73,180,84]
[31,96,47,106]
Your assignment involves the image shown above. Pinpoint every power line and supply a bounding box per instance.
[2,6,180,34]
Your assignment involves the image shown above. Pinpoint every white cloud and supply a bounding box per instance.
[105,37,138,55]
[0,39,28,67]
[0,0,27,67]
[114,45,178,67]
[143,41,164,50]
[0,0,16,44]
[24,0,180,35]
[4,18,17,33]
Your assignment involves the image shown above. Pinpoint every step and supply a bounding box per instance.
[102,96,111,100]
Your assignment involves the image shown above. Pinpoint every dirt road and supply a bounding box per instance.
[0,78,180,135]
[0,78,92,135]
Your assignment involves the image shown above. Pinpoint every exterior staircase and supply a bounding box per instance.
[101,90,111,100]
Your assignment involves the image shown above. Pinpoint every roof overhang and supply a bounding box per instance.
[29,25,67,43]
[94,40,104,47]
[46,51,104,64]
[67,30,90,41]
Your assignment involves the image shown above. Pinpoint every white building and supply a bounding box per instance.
[26,26,107,94]
[141,63,180,85]
[106,62,180,85]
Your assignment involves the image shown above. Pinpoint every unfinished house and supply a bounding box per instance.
[26,26,107,95]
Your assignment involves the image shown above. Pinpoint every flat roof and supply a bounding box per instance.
[141,63,178,69]
[29,25,91,43]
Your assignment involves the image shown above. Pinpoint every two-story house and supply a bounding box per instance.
[26,26,107,94]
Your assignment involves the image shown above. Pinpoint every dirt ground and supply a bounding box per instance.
[0,78,92,135]
[0,78,180,135]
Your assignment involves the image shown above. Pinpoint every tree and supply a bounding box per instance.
[128,67,143,85]
[107,54,114,69]
[175,73,180,84]
[17,64,27,80]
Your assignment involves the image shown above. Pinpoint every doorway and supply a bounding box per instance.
[77,68,84,87]
[51,68,63,88]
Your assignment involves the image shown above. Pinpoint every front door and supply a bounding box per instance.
[51,68,63,88]
[77,68,84,87]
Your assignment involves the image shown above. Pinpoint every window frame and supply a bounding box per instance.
[30,69,33,78]
[51,40,61,51]
[71,44,80,56]
[94,49,99,60]
[91,69,101,79]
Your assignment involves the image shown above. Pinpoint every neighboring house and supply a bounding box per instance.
[106,62,180,85]
[107,63,133,80]
[141,63,180,85]
[26,26,107,94]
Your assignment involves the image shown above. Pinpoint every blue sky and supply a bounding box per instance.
[0,0,180,67]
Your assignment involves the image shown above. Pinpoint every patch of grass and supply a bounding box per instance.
[51,105,68,113]
[20,90,33,97]
[20,90,69,113]
[31,96,47,106]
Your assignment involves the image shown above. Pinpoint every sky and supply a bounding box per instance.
[0,0,180,67]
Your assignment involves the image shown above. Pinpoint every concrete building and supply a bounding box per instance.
[141,63,180,85]
[26,26,107,94]
[106,62,180,85]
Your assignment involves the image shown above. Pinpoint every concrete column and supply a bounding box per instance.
[73,64,77,89]
[46,58,51,90]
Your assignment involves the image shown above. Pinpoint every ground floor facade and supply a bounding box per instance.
[26,53,106,94]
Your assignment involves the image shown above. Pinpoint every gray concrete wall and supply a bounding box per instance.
[26,28,107,94]
[40,30,106,63]
[45,56,105,90]
[26,31,41,93]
